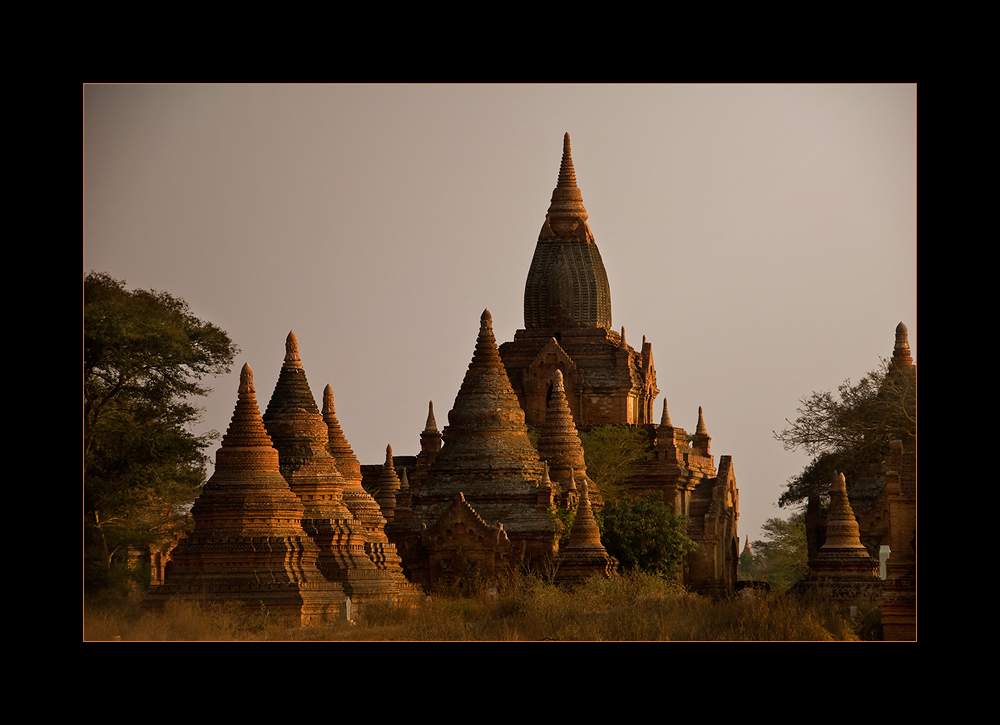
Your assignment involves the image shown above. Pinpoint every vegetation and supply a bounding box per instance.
[738,511,809,594]
[84,272,237,601]
[774,357,915,511]
[598,494,697,578]
[548,501,577,546]
[579,424,651,500]
[85,571,864,641]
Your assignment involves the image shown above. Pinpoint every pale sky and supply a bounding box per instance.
[83,84,917,546]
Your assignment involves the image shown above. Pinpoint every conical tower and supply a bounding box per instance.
[554,482,617,585]
[319,382,413,595]
[144,364,346,625]
[537,369,601,509]
[261,333,388,599]
[374,444,402,523]
[322,386,389,542]
[500,134,657,427]
[415,310,555,567]
[524,133,612,330]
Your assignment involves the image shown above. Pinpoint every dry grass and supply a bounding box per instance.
[85,573,865,641]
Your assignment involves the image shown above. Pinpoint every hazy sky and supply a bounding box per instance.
[83,84,916,546]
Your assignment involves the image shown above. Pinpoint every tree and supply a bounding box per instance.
[742,511,808,593]
[597,494,697,578]
[84,272,237,597]
[774,357,915,510]
[579,424,652,500]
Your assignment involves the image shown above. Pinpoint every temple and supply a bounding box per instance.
[497,134,740,594]
[499,134,658,428]
[148,133,742,609]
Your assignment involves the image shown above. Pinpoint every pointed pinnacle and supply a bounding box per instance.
[284,331,301,366]
[239,363,255,394]
[425,400,438,431]
[659,398,672,427]
[895,322,910,352]
[322,384,335,415]
[544,134,589,236]
[696,406,707,435]
[557,133,578,188]
[620,326,627,349]
[385,443,394,465]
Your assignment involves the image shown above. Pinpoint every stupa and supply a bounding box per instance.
[537,369,601,509]
[401,309,558,589]
[797,472,882,602]
[262,332,411,605]
[554,481,617,585]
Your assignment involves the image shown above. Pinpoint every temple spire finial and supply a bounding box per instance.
[659,398,672,427]
[285,331,301,366]
[425,401,437,432]
[239,363,255,395]
[557,132,579,190]
[891,321,913,370]
[541,133,591,242]
[696,406,707,435]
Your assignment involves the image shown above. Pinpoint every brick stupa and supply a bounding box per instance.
[799,472,882,601]
[554,480,617,585]
[262,332,403,606]
[320,380,413,595]
[537,369,601,509]
[144,363,347,624]
[403,310,557,589]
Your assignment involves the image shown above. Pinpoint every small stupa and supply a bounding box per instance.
[554,481,617,585]
[799,472,881,601]
[537,369,602,509]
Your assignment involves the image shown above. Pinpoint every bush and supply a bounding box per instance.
[598,494,697,578]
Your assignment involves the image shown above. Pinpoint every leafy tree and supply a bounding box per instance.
[597,494,696,578]
[774,357,915,510]
[741,511,809,594]
[579,424,652,500]
[84,272,237,598]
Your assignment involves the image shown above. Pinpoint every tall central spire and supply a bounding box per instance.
[523,133,612,330]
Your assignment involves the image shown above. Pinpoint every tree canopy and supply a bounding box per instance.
[598,494,696,578]
[84,272,237,597]
[739,511,808,593]
[579,424,652,500]
[774,356,915,510]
